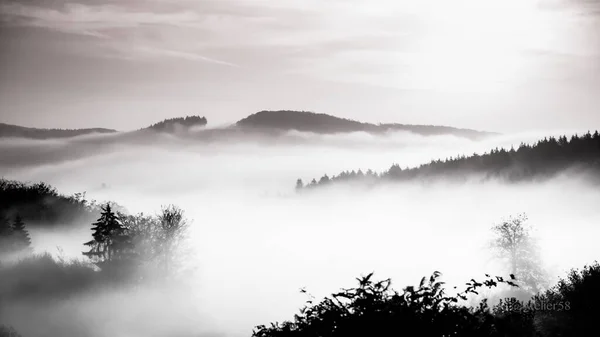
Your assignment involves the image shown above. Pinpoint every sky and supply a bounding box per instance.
[0,0,599,133]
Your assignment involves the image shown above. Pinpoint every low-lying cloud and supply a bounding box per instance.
[1,130,599,336]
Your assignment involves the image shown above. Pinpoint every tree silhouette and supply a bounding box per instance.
[83,203,132,268]
[295,179,304,191]
[10,215,32,253]
[490,214,547,294]
[157,205,188,277]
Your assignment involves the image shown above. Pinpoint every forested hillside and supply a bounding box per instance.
[236,110,494,139]
[297,131,600,189]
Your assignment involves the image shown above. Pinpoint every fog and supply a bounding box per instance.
[1,129,599,337]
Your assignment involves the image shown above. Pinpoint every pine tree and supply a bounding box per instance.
[11,215,32,253]
[83,203,129,265]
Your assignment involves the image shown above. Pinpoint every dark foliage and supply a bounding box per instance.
[0,178,105,228]
[0,215,32,258]
[253,272,521,337]
[0,122,115,139]
[236,110,493,139]
[145,116,208,131]
[254,262,600,337]
[298,131,600,190]
[83,204,136,280]
[532,261,600,337]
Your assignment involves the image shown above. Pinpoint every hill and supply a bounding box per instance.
[297,131,600,189]
[142,116,208,132]
[0,123,116,139]
[2,111,492,141]
[235,110,495,139]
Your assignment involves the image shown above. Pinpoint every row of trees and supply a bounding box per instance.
[296,131,600,190]
[81,203,190,282]
[146,116,208,131]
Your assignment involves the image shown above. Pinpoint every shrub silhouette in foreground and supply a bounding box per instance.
[254,262,600,337]
[253,272,519,337]
[532,261,600,337]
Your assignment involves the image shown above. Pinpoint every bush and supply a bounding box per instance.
[253,272,518,337]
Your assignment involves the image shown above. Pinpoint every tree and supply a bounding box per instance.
[11,215,32,253]
[490,213,548,294]
[295,179,304,191]
[158,205,188,276]
[121,206,190,281]
[83,203,132,268]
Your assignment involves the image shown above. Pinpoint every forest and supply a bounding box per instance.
[296,131,600,190]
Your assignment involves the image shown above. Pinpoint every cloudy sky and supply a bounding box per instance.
[0,0,599,132]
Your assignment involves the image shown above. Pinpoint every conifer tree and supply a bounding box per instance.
[83,203,130,266]
[11,215,32,253]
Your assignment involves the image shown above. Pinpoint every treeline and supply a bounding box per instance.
[296,131,600,190]
[0,179,105,228]
[146,116,208,131]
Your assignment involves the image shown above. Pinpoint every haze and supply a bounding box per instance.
[1,130,600,336]
[2,0,600,336]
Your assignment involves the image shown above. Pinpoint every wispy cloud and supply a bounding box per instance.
[0,2,202,32]
[127,46,240,67]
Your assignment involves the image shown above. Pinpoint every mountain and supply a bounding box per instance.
[0,123,116,139]
[235,110,496,139]
[297,131,600,189]
[1,111,493,140]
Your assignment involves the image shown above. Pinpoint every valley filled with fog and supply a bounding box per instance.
[1,128,599,337]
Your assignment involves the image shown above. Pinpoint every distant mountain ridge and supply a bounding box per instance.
[1,110,495,140]
[235,110,495,139]
[0,123,116,139]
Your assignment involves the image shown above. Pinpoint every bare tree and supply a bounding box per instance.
[158,205,189,276]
